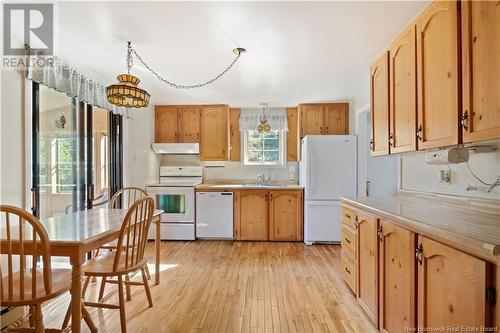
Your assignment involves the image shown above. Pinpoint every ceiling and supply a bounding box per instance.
[55,1,429,110]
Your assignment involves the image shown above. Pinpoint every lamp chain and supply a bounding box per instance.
[127,42,244,89]
[126,41,133,74]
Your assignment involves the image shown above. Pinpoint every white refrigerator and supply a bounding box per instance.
[299,135,357,245]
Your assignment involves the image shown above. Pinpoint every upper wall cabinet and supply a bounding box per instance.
[286,107,299,161]
[155,105,200,143]
[229,108,241,162]
[461,0,500,143]
[200,105,229,161]
[370,51,390,156]
[155,106,179,143]
[178,106,201,143]
[389,26,417,154]
[299,103,349,138]
[416,1,460,150]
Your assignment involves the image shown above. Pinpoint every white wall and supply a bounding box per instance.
[122,106,160,188]
[0,69,28,327]
[401,143,500,200]
[0,69,26,207]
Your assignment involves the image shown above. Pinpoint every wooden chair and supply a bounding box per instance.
[79,197,155,333]
[93,187,150,300]
[0,205,95,333]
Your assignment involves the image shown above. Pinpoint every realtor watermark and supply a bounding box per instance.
[2,3,54,69]
[404,326,498,332]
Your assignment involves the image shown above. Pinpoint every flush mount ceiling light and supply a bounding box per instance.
[106,42,246,108]
[257,103,271,133]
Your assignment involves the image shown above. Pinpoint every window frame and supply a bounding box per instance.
[242,129,286,166]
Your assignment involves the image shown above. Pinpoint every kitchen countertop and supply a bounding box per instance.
[196,182,304,190]
[341,195,500,261]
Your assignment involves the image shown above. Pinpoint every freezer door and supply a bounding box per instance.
[303,200,341,244]
[303,136,357,200]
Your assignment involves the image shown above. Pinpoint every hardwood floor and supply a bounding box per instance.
[37,241,376,332]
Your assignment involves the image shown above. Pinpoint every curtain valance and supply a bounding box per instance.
[27,55,132,118]
[239,110,288,132]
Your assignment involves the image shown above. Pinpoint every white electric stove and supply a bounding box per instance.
[146,166,202,240]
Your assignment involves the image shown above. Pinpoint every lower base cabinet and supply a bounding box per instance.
[235,189,303,241]
[341,203,495,332]
[357,211,379,327]
[379,220,416,333]
[417,235,490,328]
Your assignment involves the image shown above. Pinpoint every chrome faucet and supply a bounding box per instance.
[257,174,271,186]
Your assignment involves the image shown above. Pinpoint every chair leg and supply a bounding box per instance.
[82,304,97,333]
[28,305,35,328]
[141,267,153,308]
[125,273,132,301]
[82,275,91,297]
[91,249,100,283]
[62,302,71,329]
[34,305,44,333]
[98,276,107,301]
[117,275,127,333]
[144,264,151,280]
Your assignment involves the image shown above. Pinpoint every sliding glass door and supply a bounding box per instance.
[31,82,122,218]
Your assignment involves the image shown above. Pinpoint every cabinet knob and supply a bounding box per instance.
[345,237,351,244]
[416,124,423,142]
[369,139,373,151]
[345,267,351,274]
[388,133,394,147]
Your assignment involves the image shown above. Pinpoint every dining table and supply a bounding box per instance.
[1,208,162,333]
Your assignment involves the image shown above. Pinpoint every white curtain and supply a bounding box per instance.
[239,109,288,132]
[27,55,132,118]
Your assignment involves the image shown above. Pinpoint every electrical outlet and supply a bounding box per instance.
[439,169,451,184]
[289,165,296,180]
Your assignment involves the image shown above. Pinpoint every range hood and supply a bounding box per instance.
[151,143,199,155]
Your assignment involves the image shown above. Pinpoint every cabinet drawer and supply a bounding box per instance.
[341,226,356,257]
[341,252,356,293]
[342,206,357,230]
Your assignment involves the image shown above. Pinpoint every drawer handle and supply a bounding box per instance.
[415,243,424,265]
[345,238,351,244]
[345,214,351,219]
[345,267,351,274]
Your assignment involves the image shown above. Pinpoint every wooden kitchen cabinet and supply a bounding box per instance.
[416,0,460,150]
[370,52,390,156]
[324,103,349,135]
[178,106,201,143]
[229,108,241,161]
[286,107,299,161]
[389,25,417,154]
[269,190,302,241]
[155,106,179,143]
[417,235,490,328]
[299,104,324,137]
[461,0,500,143]
[378,220,416,333]
[299,103,349,138]
[200,105,229,161]
[357,211,379,326]
[238,190,268,241]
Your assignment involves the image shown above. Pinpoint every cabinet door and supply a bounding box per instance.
[417,236,489,327]
[379,220,416,333]
[371,52,390,156]
[229,108,241,161]
[324,103,349,135]
[155,106,178,143]
[389,26,417,153]
[416,1,459,149]
[299,104,324,138]
[178,106,200,143]
[200,105,229,161]
[286,107,299,161]
[462,1,500,143]
[239,190,268,240]
[269,190,302,241]
[357,211,379,326]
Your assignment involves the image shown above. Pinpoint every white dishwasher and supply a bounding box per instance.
[196,192,233,239]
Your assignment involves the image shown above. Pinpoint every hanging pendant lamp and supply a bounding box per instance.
[106,42,150,108]
[257,103,271,133]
